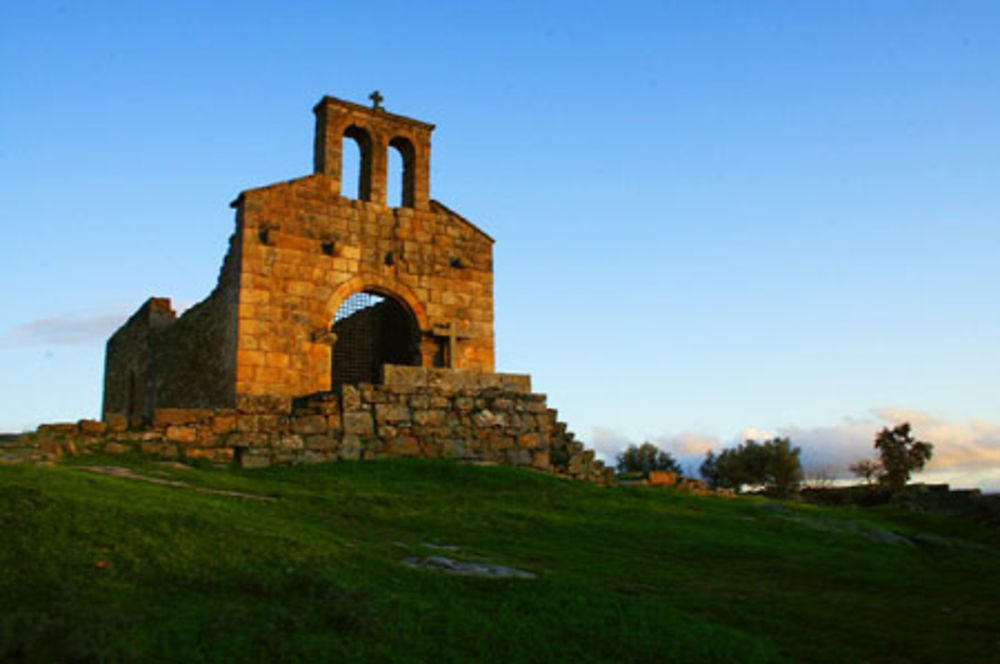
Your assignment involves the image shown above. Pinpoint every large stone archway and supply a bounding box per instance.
[330,290,420,388]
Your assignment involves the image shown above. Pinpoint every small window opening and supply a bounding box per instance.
[384,251,394,266]
[258,229,270,244]
[232,445,245,467]
[450,257,464,269]
[321,241,335,256]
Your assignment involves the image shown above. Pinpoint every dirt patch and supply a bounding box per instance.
[75,466,276,501]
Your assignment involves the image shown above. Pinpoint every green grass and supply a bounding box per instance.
[2,456,998,663]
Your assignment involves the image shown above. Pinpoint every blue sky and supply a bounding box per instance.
[2,1,998,488]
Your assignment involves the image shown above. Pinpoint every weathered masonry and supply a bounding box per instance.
[97,95,611,484]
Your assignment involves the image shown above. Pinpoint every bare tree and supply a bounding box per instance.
[849,459,881,486]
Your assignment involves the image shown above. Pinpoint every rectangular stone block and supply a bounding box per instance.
[140,441,178,459]
[343,411,374,436]
[185,447,234,462]
[37,423,78,437]
[339,435,362,460]
[412,409,442,427]
[531,450,551,471]
[228,432,269,448]
[518,433,540,449]
[274,434,304,451]
[154,409,213,427]
[235,394,292,415]
[506,448,532,466]
[292,414,327,435]
[78,419,107,435]
[341,385,361,411]
[236,415,259,432]
[648,471,678,487]
[302,450,333,464]
[258,415,289,432]
[375,403,411,424]
[166,426,198,444]
[304,435,338,451]
[240,452,271,469]
[105,414,128,432]
[441,440,469,459]
[385,436,421,458]
[212,415,237,434]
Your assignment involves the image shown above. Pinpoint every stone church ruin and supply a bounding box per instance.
[88,95,610,483]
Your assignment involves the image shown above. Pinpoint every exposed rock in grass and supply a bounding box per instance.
[403,555,536,579]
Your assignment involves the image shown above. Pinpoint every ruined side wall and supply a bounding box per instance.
[58,368,612,486]
[152,233,242,410]
[234,175,495,399]
[102,298,177,423]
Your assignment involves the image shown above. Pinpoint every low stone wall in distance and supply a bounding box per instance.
[29,367,614,486]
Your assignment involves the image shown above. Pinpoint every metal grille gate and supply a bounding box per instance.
[330,291,419,388]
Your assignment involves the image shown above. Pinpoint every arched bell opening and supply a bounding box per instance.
[342,125,373,201]
[330,290,420,388]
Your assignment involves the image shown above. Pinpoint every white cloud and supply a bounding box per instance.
[774,409,1000,478]
[0,300,192,348]
[589,426,634,463]
[738,426,777,443]
[651,431,719,457]
[1,310,126,346]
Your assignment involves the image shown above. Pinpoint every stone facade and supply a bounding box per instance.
[104,96,494,421]
[93,95,612,484]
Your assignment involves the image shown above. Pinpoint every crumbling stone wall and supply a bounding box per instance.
[102,297,176,424]
[152,234,241,410]
[53,367,613,486]
[102,234,242,422]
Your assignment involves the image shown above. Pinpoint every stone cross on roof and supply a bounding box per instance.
[369,90,383,110]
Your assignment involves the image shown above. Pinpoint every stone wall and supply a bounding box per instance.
[42,368,613,486]
[152,233,241,410]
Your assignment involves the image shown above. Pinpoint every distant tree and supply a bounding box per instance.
[616,442,681,475]
[763,437,803,498]
[700,445,755,492]
[848,459,881,486]
[873,423,933,492]
[699,451,721,488]
[699,438,803,497]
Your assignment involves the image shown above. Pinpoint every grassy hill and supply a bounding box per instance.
[1,456,998,663]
